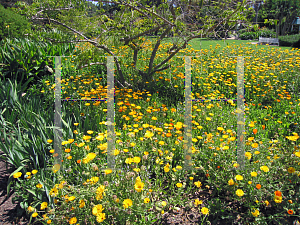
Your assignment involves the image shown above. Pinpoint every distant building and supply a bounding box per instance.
[292,17,300,33]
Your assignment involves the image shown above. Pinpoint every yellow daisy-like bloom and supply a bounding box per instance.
[49,187,58,197]
[96,213,106,223]
[194,181,202,188]
[164,164,170,173]
[87,130,93,134]
[104,169,113,175]
[92,204,104,216]
[194,198,203,206]
[144,197,150,203]
[274,195,282,203]
[69,217,77,224]
[13,172,22,179]
[47,139,53,143]
[161,201,167,207]
[288,167,295,173]
[176,183,183,188]
[295,152,300,157]
[123,199,133,209]
[31,170,38,175]
[40,202,48,210]
[79,200,85,208]
[251,172,258,177]
[236,189,244,197]
[133,156,141,164]
[145,130,154,138]
[36,183,43,188]
[201,207,209,215]
[251,143,259,148]
[260,166,269,172]
[251,209,260,217]
[245,152,252,160]
[134,181,144,192]
[27,206,35,213]
[228,179,235,185]
[235,175,243,181]
[68,196,76,201]
[264,200,269,206]
[82,135,91,141]
[32,212,38,217]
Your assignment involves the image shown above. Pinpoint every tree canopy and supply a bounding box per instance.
[13,0,254,89]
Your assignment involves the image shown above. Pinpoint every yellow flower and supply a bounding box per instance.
[32,212,38,217]
[31,170,38,175]
[47,139,53,143]
[68,196,76,201]
[201,207,209,215]
[145,130,154,138]
[96,213,106,223]
[274,195,282,203]
[251,172,258,177]
[161,201,167,207]
[134,181,144,192]
[49,187,58,197]
[144,198,150,204]
[36,183,43,188]
[104,169,113,175]
[260,166,269,172]
[40,202,48,210]
[228,179,235,185]
[69,217,77,224]
[264,200,269,206]
[79,200,85,208]
[133,156,141,164]
[123,199,133,209]
[13,172,22,178]
[176,183,183,188]
[194,199,203,206]
[251,209,260,217]
[194,181,202,188]
[288,167,295,173]
[235,175,243,181]
[92,204,104,216]
[236,189,244,197]
[27,206,35,213]
[164,164,170,172]
[245,152,252,160]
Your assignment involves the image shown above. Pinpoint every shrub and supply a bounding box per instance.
[238,27,276,40]
[279,34,300,47]
[0,5,31,41]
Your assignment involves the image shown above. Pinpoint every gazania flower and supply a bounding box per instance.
[287,209,294,215]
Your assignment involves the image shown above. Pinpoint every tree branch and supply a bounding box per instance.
[121,24,168,45]
[148,26,172,76]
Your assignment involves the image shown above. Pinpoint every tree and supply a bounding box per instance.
[13,0,253,90]
[258,0,300,36]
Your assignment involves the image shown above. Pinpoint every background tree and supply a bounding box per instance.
[258,0,300,36]
[13,0,253,91]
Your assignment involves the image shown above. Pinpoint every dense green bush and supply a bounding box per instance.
[0,5,31,41]
[279,34,300,47]
[239,27,276,40]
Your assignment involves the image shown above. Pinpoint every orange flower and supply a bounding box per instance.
[166,133,172,137]
[253,129,258,135]
[287,209,294,215]
[262,125,265,130]
[274,191,282,197]
[256,184,261,189]
[77,160,81,164]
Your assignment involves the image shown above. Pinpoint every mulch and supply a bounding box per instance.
[0,159,29,225]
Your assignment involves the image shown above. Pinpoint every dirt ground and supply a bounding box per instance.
[0,159,28,225]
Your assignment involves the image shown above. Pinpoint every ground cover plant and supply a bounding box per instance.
[4,38,300,225]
